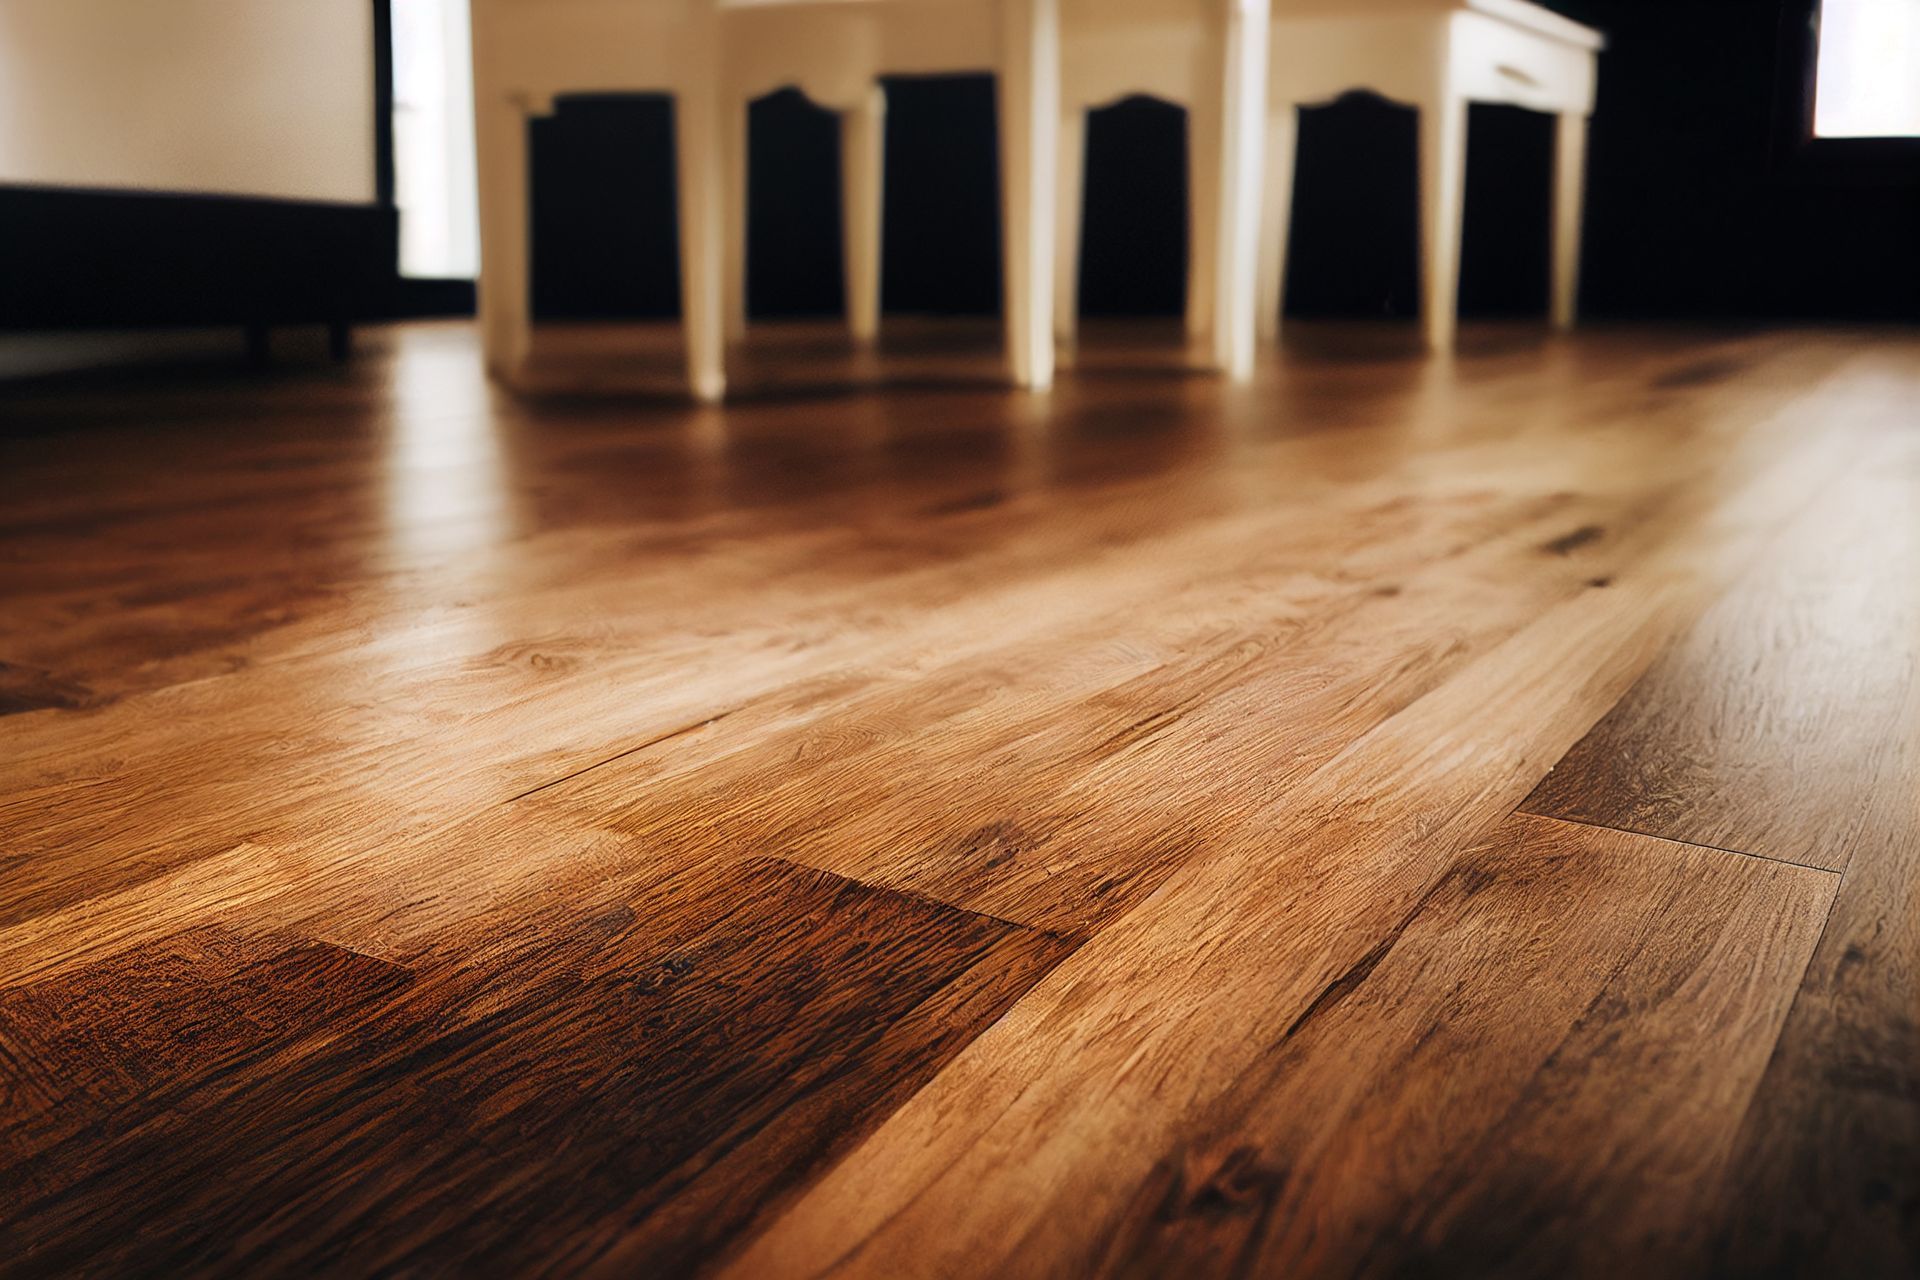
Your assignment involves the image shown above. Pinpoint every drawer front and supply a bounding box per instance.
[1452,13,1595,113]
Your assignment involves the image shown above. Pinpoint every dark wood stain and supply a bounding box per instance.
[0,858,1073,1277]
[1650,355,1748,389]
[0,661,97,717]
[1540,523,1605,556]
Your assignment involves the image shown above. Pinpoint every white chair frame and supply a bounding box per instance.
[471,0,1064,402]
[1050,0,1271,380]
[1258,0,1602,350]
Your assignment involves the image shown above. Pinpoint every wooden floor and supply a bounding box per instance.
[1,319,1915,1278]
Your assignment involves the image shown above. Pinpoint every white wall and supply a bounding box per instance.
[0,0,376,203]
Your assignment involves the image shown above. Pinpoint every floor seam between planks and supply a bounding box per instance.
[1514,810,1843,877]
[760,855,1092,946]
[503,711,738,804]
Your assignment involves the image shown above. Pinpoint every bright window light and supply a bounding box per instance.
[392,0,481,278]
[1814,0,1920,137]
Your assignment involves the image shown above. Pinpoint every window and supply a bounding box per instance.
[1814,0,1920,138]
[391,0,480,279]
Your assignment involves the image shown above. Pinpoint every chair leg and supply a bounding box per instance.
[1054,103,1086,350]
[1419,93,1467,352]
[722,94,750,344]
[1256,105,1297,345]
[1185,93,1220,344]
[1206,0,1269,381]
[1551,110,1588,332]
[842,84,887,345]
[677,66,728,403]
[997,0,1060,390]
[475,94,533,381]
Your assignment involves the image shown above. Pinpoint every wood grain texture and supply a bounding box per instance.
[1705,687,1920,1279]
[1522,431,1920,871]
[718,412,1847,1278]
[0,858,1071,1277]
[1086,813,1834,1280]
[2,319,1916,1276]
[1522,415,1920,1276]
[3,321,1781,975]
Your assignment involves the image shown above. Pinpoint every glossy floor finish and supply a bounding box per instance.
[1,320,1916,1278]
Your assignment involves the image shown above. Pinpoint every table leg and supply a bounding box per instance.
[1419,92,1467,352]
[1552,109,1588,332]
[842,84,887,344]
[998,0,1060,390]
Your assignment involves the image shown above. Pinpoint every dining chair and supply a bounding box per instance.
[472,0,1065,401]
[1051,0,1271,380]
[1258,0,1603,350]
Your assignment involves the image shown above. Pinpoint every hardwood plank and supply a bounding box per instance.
[0,857,1072,1277]
[1587,428,1920,1277]
[274,375,1839,964]
[1703,674,1920,1278]
[718,406,1857,1279]
[0,926,413,1174]
[1521,429,1920,871]
[166,465,1665,978]
[3,403,1515,923]
[144,500,1527,973]
[4,321,1916,1276]
[0,322,1801,717]
[510,480,1624,939]
[1086,813,1833,1280]
[272,340,1873,959]
[1,329,1789,969]
[1513,410,1920,1274]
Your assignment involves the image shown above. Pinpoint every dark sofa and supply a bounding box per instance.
[0,183,398,361]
